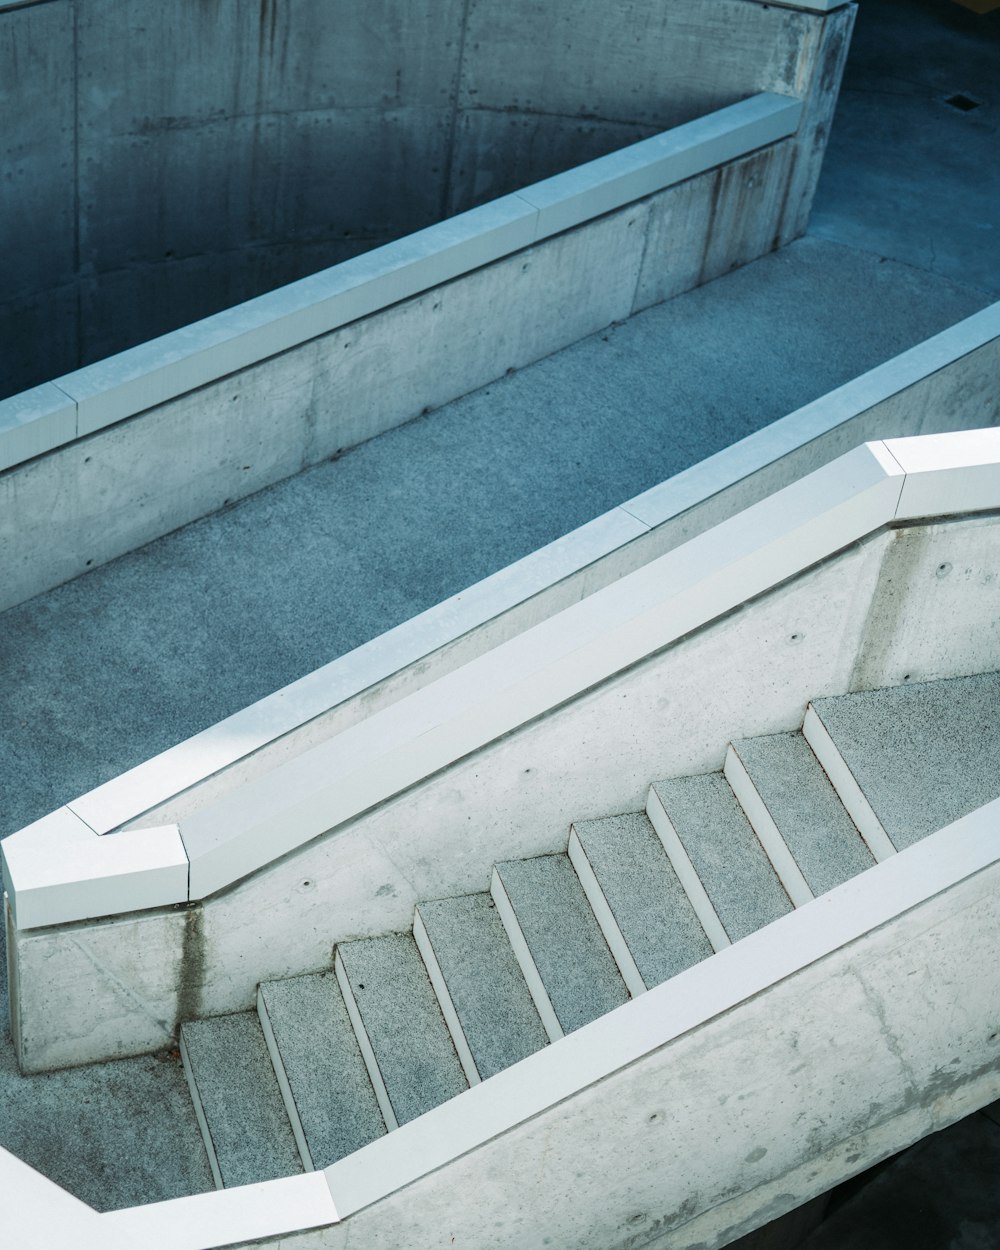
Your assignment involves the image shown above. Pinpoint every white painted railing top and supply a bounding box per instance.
[6,794,999,1248]
[3,426,1000,930]
[0,92,800,474]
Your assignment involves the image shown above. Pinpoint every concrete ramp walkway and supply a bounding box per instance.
[0,236,986,840]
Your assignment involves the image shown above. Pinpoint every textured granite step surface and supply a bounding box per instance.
[258,972,386,1169]
[570,812,713,990]
[335,933,468,1127]
[415,893,548,1081]
[730,732,875,894]
[650,773,793,943]
[180,1011,302,1188]
[811,671,1000,850]
[493,853,630,1035]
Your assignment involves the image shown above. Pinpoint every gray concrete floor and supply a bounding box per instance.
[0,0,998,1220]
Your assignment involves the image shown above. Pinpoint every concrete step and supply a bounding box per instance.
[491,853,630,1039]
[179,1010,302,1189]
[647,772,793,945]
[805,671,1000,853]
[335,932,468,1129]
[725,732,875,898]
[257,972,387,1171]
[568,811,713,994]
[414,893,549,1083]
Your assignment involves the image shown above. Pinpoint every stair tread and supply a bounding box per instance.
[732,731,874,894]
[417,893,548,1080]
[652,772,792,942]
[259,972,386,1168]
[572,811,712,987]
[337,932,468,1126]
[181,1011,302,1188]
[812,672,1000,850]
[495,853,630,1033]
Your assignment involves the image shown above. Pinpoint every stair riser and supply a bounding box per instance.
[413,908,482,1086]
[802,705,897,861]
[257,986,314,1172]
[179,1031,224,1192]
[490,869,564,1042]
[723,747,813,907]
[334,950,400,1131]
[567,827,647,996]
[644,786,730,952]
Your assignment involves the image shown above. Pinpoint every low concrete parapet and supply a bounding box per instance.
[4,428,1000,1076]
[0,83,825,613]
[3,795,999,1248]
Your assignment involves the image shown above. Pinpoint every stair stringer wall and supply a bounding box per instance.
[10,509,1000,1073]
[304,855,1000,1250]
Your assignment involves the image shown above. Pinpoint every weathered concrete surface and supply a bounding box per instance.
[795,1107,1000,1250]
[0,0,996,1224]
[848,515,1000,691]
[9,905,187,1074]
[0,0,837,400]
[11,505,1000,1071]
[0,906,212,1210]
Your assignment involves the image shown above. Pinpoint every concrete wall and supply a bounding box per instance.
[10,498,1000,1072]
[0,0,848,400]
[312,853,1000,1250]
[0,105,806,613]
[7,792,1000,1250]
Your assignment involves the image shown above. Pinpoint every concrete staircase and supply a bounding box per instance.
[179,670,1000,1189]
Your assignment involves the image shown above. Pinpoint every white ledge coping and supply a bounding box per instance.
[4,426,1000,926]
[56,300,1000,842]
[4,796,997,1247]
[0,808,187,930]
[0,92,800,466]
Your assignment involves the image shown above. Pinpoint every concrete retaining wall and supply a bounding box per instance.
[7,431,1000,1072]
[0,91,812,614]
[0,0,851,400]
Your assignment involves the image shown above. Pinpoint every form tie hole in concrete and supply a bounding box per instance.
[937,561,952,578]
[944,93,981,113]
